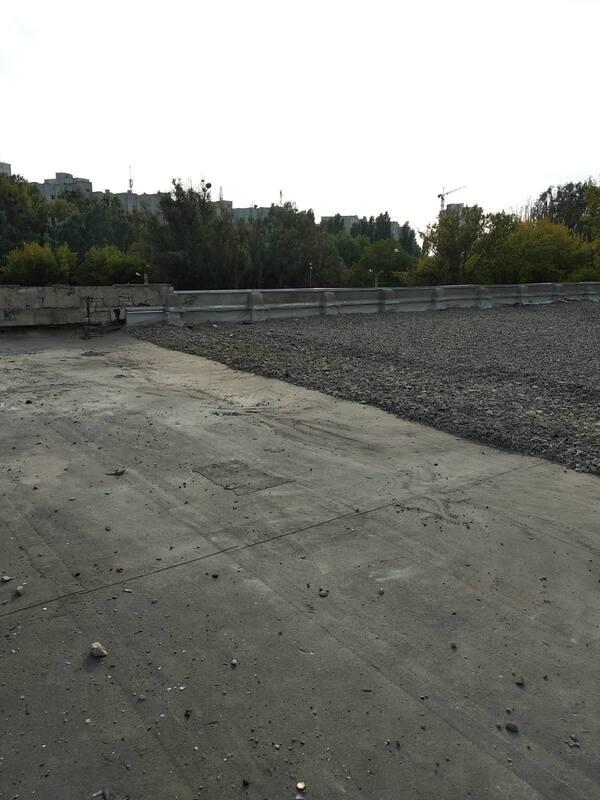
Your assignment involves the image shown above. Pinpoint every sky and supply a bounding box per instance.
[2,0,599,233]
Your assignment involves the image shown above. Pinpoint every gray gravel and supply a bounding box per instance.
[132,303,600,474]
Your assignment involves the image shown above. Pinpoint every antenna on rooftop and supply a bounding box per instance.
[280,189,283,206]
[219,185,223,202]
[128,165,133,193]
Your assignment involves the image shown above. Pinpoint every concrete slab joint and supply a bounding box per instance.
[476,285,493,309]
[583,282,600,301]
[554,283,562,300]
[432,286,446,310]
[248,290,266,323]
[379,288,394,312]
[166,309,184,327]
[320,290,339,316]
[518,284,529,305]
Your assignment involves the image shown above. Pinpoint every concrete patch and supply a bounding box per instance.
[193,458,291,495]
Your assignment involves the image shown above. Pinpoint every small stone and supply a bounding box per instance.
[15,585,24,596]
[318,588,329,598]
[515,677,525,687]
[1,575,12,583]
[450,642,457,649]
[231,658,239,668]
[505,722,519,734]
[296,781,306,791]
[378,587,385,595]
[90,642,108,658]
[184,708,192,718]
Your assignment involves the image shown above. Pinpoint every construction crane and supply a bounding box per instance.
[437,185,466,211]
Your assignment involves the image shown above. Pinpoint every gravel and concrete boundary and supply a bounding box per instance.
[132,302,600,474]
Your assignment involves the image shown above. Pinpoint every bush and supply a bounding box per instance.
[74,245,145,285]
[0,242,71,286]
[512,220,589,283]
[569,264,600,282]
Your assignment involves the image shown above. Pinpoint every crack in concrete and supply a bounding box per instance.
[0,457,544,622]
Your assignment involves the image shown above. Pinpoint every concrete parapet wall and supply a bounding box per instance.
[125,282,600,327]
[0,284,174,327]
[2,282,598,328]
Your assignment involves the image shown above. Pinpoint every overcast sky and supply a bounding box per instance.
[2,0,598,232]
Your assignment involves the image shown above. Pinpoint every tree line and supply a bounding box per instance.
[0,172,599,288]
[411,180,600,287]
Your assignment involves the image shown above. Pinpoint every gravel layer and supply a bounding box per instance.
[132,303,600,474]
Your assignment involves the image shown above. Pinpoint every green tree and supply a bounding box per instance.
[47,197,78,224]
[260,203,341,288]
[52,191,136,256]
[0,174,48,261]
[373,212,392,241]
[583,184,600,242]
[331,231,368,267]
[349,239,415,287]
[509,220,590,283]
[465,212,521,283]
[212,209,252,290]
[55,243,77,282]
[419,205,485,284]
[308,229,343,287]
[531,181,597,239]
[397,221,421,258]
[323,214,346,235]
[142,180,218,289]
[75,245,145,285]
[350,216,375,240]
[0,242,71,285]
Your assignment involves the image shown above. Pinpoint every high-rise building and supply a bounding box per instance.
[320,215,360,234]
[322,214,404,240]
[91,189,162,214]
[31,172,93,201]
[439,203,473,220]
[0,162,11,176]
[232,206,271,222]
[28,170,163,214]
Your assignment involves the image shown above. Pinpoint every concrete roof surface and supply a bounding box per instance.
[0,330,598,800]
